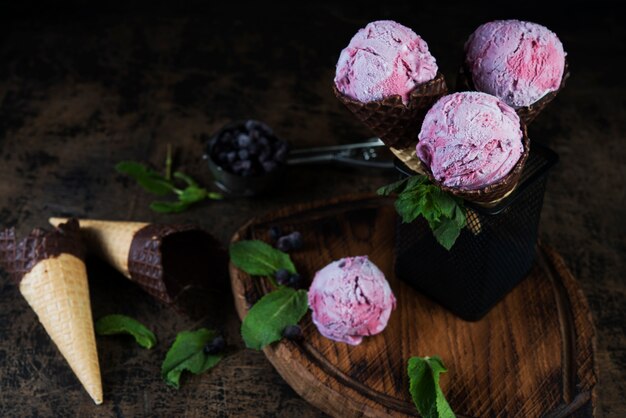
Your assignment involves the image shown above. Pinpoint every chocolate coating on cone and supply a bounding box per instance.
[456,60,569,126]
[128,224,224,304]
[0,219,84,283]
[334,72,448,149]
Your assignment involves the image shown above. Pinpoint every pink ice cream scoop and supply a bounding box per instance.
[417,92,523,190]
[334,20,438,105]
[308,256,396,345]
[464,19,566,108]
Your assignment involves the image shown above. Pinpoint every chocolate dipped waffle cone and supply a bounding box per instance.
[0,219,102,404]
[49,218,224,305]
[456,61,570,126]
[334,72,447,149]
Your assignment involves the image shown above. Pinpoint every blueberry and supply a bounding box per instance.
[258,151,269,162]
[269,226,282,242]
[203,335,226,355]
[237,134,251,148]
[262,161,277,173]
[287,231,303,249]
[248,143,260,155]
[276,236,292,252]
[282,325,302,341]
[226,151,237,163]
[275,268,290,285]
[232,160,252,173]
[245,120,257,131]
[288,273,302,288]
[238,149,249,160]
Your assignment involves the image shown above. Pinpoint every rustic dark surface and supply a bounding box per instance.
[0,3,624,417]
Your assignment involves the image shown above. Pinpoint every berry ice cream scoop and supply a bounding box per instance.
[417,92,523,190]
[308,256,396,345]
[464,19,566,108]
[334,20,438,105]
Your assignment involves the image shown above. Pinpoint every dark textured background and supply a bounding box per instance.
[0,2,624,417]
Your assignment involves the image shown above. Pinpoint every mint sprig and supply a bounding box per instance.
[378,175,466,250]
[161,328,224,389]
[230,240,296,277]
[241,287,308,350]
[95,314,157,349]
[229,239,307,350]
[116,145,223,213]
[408,356,455,418]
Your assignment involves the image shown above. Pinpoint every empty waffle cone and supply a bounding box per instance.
[0,219,102,404]
[334,73,448,150]
[456,60,570,126]
[49,218,224,305]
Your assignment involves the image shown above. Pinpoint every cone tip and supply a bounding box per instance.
[49,217,68,227]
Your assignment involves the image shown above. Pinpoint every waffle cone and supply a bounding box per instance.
[334,73,448,149]
[49,218,147,278]
[49,218,224,305]
[456,60,570,126]
[20,253,102,404]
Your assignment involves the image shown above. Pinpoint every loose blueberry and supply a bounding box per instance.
[203,335,226,355]
[226,151,237,163]
[287,231,303,250]
[269,226,282,242]
[275,268,290,285]
[282,325,302,340]
[288,273,302,288]
[276,236,292,252]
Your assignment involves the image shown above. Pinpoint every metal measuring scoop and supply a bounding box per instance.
[204,138,393,196]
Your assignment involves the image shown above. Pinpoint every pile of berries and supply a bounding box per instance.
[209,120,288,177]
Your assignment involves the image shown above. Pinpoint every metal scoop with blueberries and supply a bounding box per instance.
[204,119,392,196]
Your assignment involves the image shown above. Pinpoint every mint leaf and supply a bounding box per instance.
[150,200,190,213]
[173,171,198,187]
[230,240,296,276]
[179,186,207,204]
[116,161,175,195]
[377,178,410,196]
[408,356,455,418]
[379,175,467,250]
[241,287,308,350]
[161,328,223,389]
[95,314,157,349]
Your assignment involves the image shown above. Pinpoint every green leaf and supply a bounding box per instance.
[241,287,308,350]
[161,328,223,389]
[408,356,455,418]
[179,186,207,204]
[377,178,410,196]
[383,174,467,250]
[229,240,296,276]
[116,161,175,195]
[173,171,198,187]
[95,314,157,349]
[207,192,224,200]
[150,200,190,213]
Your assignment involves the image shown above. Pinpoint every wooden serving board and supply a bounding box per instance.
[229,194,597,418]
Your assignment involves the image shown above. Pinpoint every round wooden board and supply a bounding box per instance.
[229,194,597,418]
